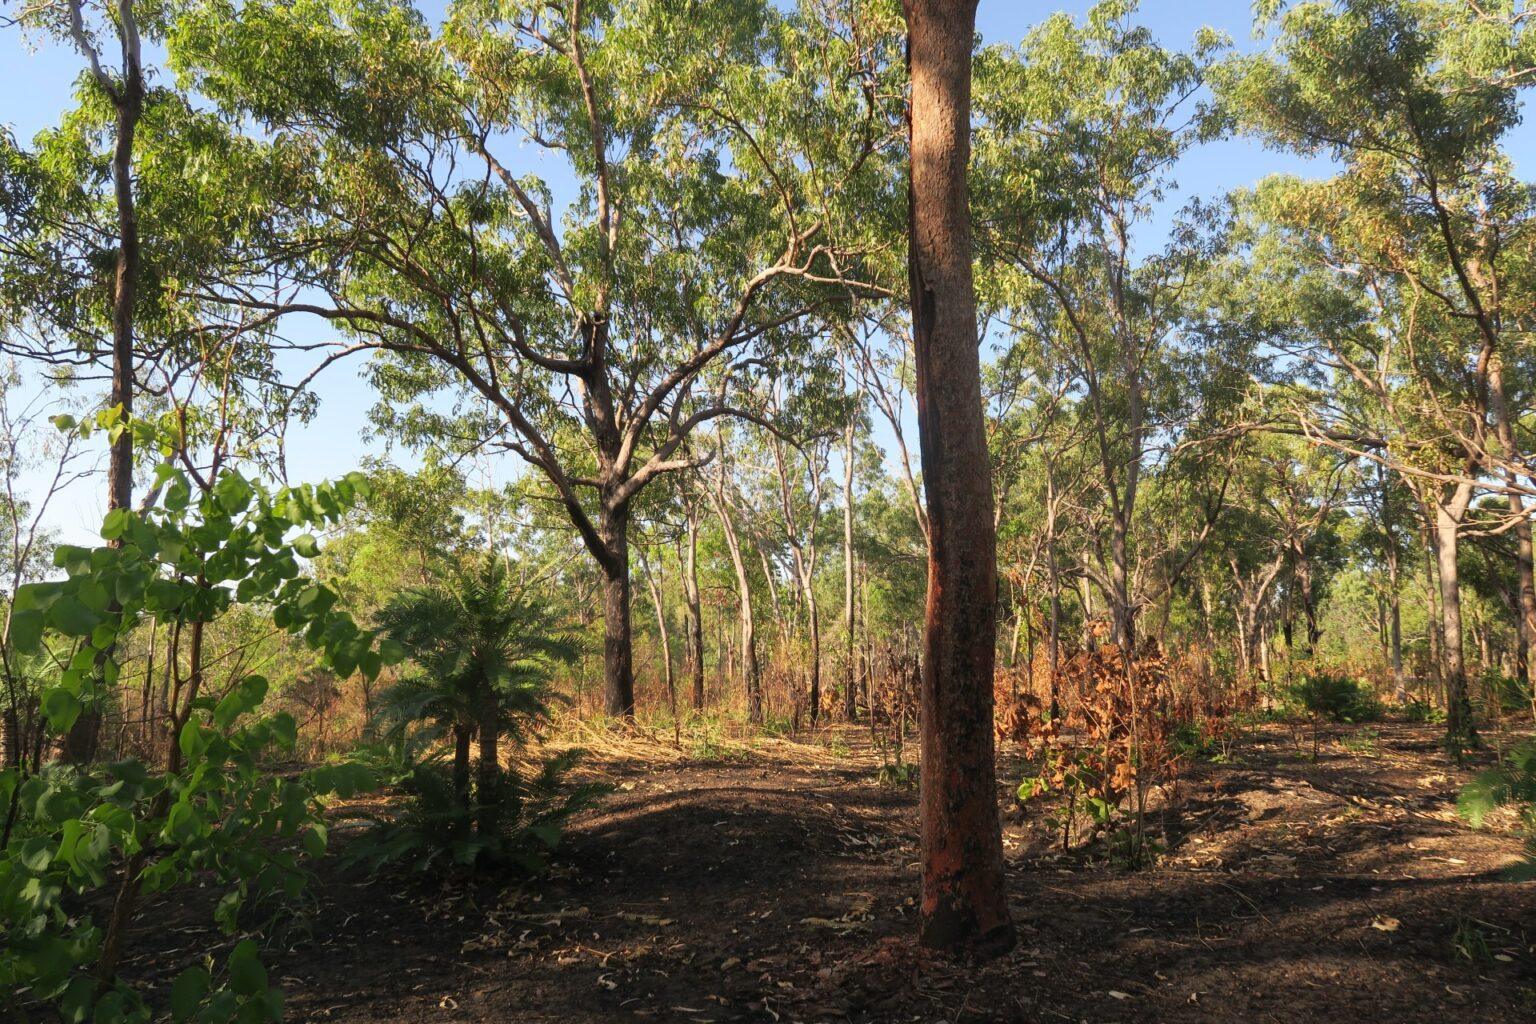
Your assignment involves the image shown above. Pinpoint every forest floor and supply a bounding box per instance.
[125,718,1536,1023]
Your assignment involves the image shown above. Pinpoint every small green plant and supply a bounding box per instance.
[1287,673,1382,723]
[1450,915,1496,963]
[875,760,917,789]
[688,718,750,762]
[344,742,603,874]
[1459,739,1536,879]
[1171,721,1221,761]
[1402,699,1445,724]
[1340,728,1380,756]
[760,713,794,738]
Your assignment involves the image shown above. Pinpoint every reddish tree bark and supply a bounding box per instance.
[903,0,1015,957]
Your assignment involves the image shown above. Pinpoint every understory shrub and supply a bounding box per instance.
[342,739,603,873]
[1,450,390,1023]
[1402,698,1445,724]
[348,555,605,872]
[1481,672,1534,715]
[1459,740,1536,880]
[1287,672,1382,723]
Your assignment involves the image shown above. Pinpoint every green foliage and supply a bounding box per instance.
[1459,740,1536,879]
[357,554,598,870]
[1340,728,1381,756]
[1286,672,1382,723]
[343,741,604,875]
[1450,915,1497,964]
[1481,672,1534,715]
[0,462,391,1022]
[1170,721,1224,762]
[875,760,917,790]
[1402,699,1446,725]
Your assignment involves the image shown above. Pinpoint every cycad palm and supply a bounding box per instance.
[375,554,580,837]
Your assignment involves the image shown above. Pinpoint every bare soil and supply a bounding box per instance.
[121,720,1536,1023]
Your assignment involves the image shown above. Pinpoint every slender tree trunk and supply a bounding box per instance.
[598,502,636,720]
[803,573,822,725]
[106,61,141,520]
[712,482,762,723]
[904,0,1014,958]
[66,18,144,766]
[1435,506,1477,757]
[641,550,677,724]
[1386,546,1406,701]
[681,512,705,712]
[843,416,858,720]
[1487,361,1536,699]
[1422,519,1443,692]
[1110,514,1134,659]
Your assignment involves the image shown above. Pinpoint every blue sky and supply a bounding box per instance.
[2,1,1532,546]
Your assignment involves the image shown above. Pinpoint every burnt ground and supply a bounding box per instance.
[120,720,1536,1023]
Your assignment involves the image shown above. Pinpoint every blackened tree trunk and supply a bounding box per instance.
[903,0,1014,958]
[598,501,636,720]
[453,722,473,832]
[477,704,501,838]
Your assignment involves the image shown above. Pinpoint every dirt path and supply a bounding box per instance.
[127,721,1536,1023]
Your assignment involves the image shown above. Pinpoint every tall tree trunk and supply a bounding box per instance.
[66,11,144,766]
[1386,543,1406,702]
[711,481,763,723]
[1489,362,1536,700]
[806,586,822,725]
[1434,504,1477,758]
[680,511,705,712]
[641,549,677,726]
[1110,513,1134,659]
[903,0,1014,958]
[843,415,858,720]
[598,501,636,720]
[1296,551,1320,658]
[1422,518,1443,692]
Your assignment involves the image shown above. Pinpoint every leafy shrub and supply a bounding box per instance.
[875,760,918,789]
[1,457,390,1023]
[1481,672,1534,714]
[1402,698,1445,724]
[1287,673,1382,723]
[1170,721,1222,761]
[1458,739,1536,880]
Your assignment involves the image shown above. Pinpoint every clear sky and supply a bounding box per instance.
[3,2,1532,546]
